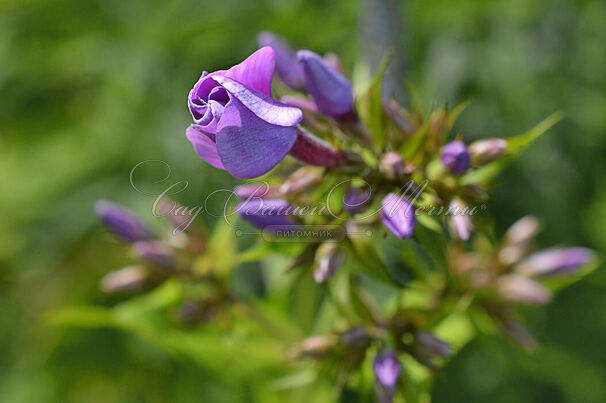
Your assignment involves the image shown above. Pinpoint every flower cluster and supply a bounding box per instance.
[88,32,596,402]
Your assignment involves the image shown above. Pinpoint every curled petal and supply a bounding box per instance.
[213,75,303,127]
[217,46,275,96]
[297,50,353,117]
[185,125,224,169]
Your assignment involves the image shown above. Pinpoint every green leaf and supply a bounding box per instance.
[506,111,564,153]
[355,55,391,151]
[461,111,563,186]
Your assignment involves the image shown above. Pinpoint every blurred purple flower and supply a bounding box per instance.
[441,141,471,176]
[133,240,175,267]
[343,187,372,214]
[380,193,416,239]
[94,200,154,242]
[257,31,306,90]
[373,349,401,389]
[297,50,353,118]
[516,247,594,277]
[187,47,303,178]
[236,198,294,231]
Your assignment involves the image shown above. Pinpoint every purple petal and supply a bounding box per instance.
[185,125,224,169]
[380,193,416,239]
[212,75,303,127]
[297,50,353,118]
[217,46,275,96]
[441,141,471,176]
[216,96,298,179]
[257,31,306,90]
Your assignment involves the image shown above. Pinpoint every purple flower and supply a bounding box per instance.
[343,187,372,214]
[380,193,416,239]
[257,31,305,90]
[441,141,471,176]
[94,200,154,242]
[297,50,353,118]
[516,247,594,277]
[187,47,303,179]
[469,138,507,165]
[373,349,401,389]
[236,198,294,231]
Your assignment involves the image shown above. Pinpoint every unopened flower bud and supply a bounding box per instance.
[515,247,594,277]
[380,193,416,239]
[257,31,305,90]
[279,167,323,195]
[289,128,343,167]
[343,187,372,214]
[133,240,175,267]
[505,216,540,245]
[100,265,151,294]
[236,198,294,231]
[295,334,339,358]
[448,199,473,241]
[313,242,345,283]
[469,138,507,165]
[94,200,155,242]
[373,349,401,389]
[499,216,540,265]
[297,50,353,118]
[441,141,471,176]
[415,331,452,359]
[340,326,370,347]
[379,152,406,180]
[496,274,551,305]
[234,183,281,200]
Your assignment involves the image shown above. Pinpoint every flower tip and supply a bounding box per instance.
[373,349,401,389]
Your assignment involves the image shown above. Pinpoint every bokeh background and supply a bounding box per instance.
[1,0,605,401]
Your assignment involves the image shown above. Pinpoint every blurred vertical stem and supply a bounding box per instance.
[359,0,407,101]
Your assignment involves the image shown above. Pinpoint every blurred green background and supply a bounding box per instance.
[1,0,605,401]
